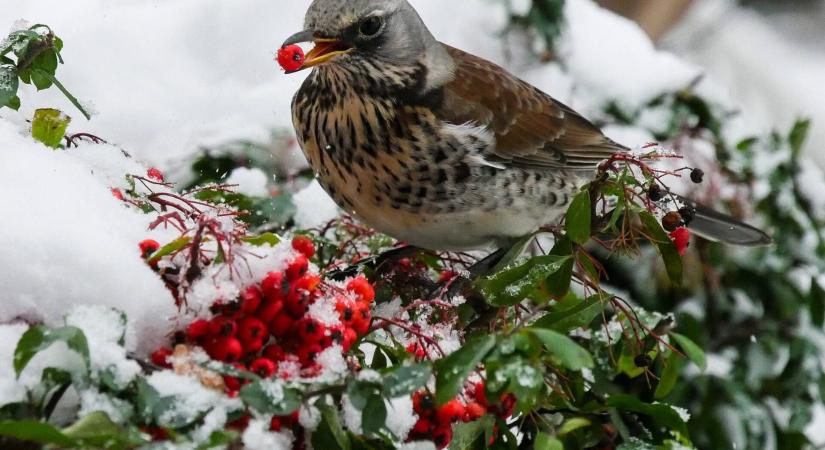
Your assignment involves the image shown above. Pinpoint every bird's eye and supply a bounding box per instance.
[359,16,383,38]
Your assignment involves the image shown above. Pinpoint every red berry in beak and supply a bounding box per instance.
[277,45,305,72]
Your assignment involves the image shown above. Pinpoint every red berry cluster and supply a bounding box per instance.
[152,236,376,394]
[409,382,515,449]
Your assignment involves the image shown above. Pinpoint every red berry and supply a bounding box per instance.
[250,358,278,378]
[285,286,312,317]
[347,276,375,303]
[277,45,305,72]
[342,327,358,352]
[336,299,356,325]
[111,188,124,201]
[465,402,486,421]
[210,337,243,362]
[291,235,316,258]
[411,418,435,436]
[294,274,321,293]
[436,399,466,424]
[150,347,173,368]
[296,343,324,364]
[270,314,296,338]
[286,254,309,280]
[238,317,268,343]
[243,338,264,356]
[433,424,454,449]
[258,300,285,323]
[208,317,237,337]
[473,382,488,407]
[669,227,691,256]
[270,416,283,432]
[139,239,160,259]
[147,167,165,182]
[406,343,427,360]
[263,344,286,362]
[413,391,435,417]
[438,270,458,284]
[261,271,287,302]
[298,318,327,344]
[240,286,263,314]
[186,319,210,341]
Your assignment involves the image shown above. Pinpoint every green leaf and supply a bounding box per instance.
[788,118,811,156]
[529,328,594,371]
[312,401,350,450]
[30,50,58,90]
[670,332,706,371]
[490,233,538,274]
[451,415,494,450]
[31,108,71,148]
[7,95,20,110]
[149,236,192,262]
[545,237,575,298]
[434,335,497,405]
[479,255,572,306]
[240,379,301,416]
[559,417,591,436]
[810,279,825,328]
[62,411,121,440]
[0,420,78,447]
[566,189,592,245]
[382,363,431,398]
[606,395,687,435]
[654,351,682,400]
[533,294,604,332]
[14,325,90,377]
[0,64,18,107]
[535,432,564,450]
[242,232,282,247]
[361,394,387,436]
[639,211,683,285]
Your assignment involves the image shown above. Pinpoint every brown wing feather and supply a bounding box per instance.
[437,44,626,170]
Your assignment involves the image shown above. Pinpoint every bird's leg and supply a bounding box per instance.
[325,245,422,281]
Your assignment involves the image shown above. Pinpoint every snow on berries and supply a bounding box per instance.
[277,45,305,72]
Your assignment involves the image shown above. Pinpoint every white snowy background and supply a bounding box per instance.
[1,0,824,446]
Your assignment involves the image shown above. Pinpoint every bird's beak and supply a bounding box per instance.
[282,29,353,73]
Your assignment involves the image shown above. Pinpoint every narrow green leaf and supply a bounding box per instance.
[670,332,706,371]
[545,237,575,298]
[558,417,591,436]
[242,232,282,247]
[788,118,811,156]
[639,211,683,285]
[566,190,592,245]
[0,64,18,107]
[654,351,683,400]
[435,335,496,405]
[240,380,301,416]
[312,401,350,450]
[382,363,431,398]
[361,394,387,436]
[606,395,687,435]
[535,432,564,450]
[62,411,121,440]
[490,233,538,274]
[149,236,192,262]
[479,255,571,306]
[0,420,77,447]
[529,328,594,371]
[32,69,91,120]
[31,108,71,148]
[810,279,825,328]
[533,294,604,332]
[451,415,494,450]
[14,325,90,377]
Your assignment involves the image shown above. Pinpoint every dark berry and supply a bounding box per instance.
[648,184,665,201]
[634,354,653,368]
[661,211,683,232]
[690,169,705,184]
[678,205,696,225]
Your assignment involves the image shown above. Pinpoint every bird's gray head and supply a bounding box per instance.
[282,0,445,73]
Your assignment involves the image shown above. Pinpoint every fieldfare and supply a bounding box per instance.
[283,0,771,251]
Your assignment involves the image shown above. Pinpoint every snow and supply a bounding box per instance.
[146,371,243,428]
[0,121,178,355]
[242,419,295,450]
[225,167,270,198]
[292,180,341,229]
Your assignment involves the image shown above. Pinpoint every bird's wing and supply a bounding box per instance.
[436,44,626,170]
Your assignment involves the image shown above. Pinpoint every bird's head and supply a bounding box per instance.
[282,0,442,73]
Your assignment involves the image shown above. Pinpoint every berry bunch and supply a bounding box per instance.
[409,381,514,449]
[152,236,376,392]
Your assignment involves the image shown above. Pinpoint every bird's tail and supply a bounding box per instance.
[676,195,773,247]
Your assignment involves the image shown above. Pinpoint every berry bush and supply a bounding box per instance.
[2,7,825,450]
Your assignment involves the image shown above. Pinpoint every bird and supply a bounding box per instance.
[283,0,771,252]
